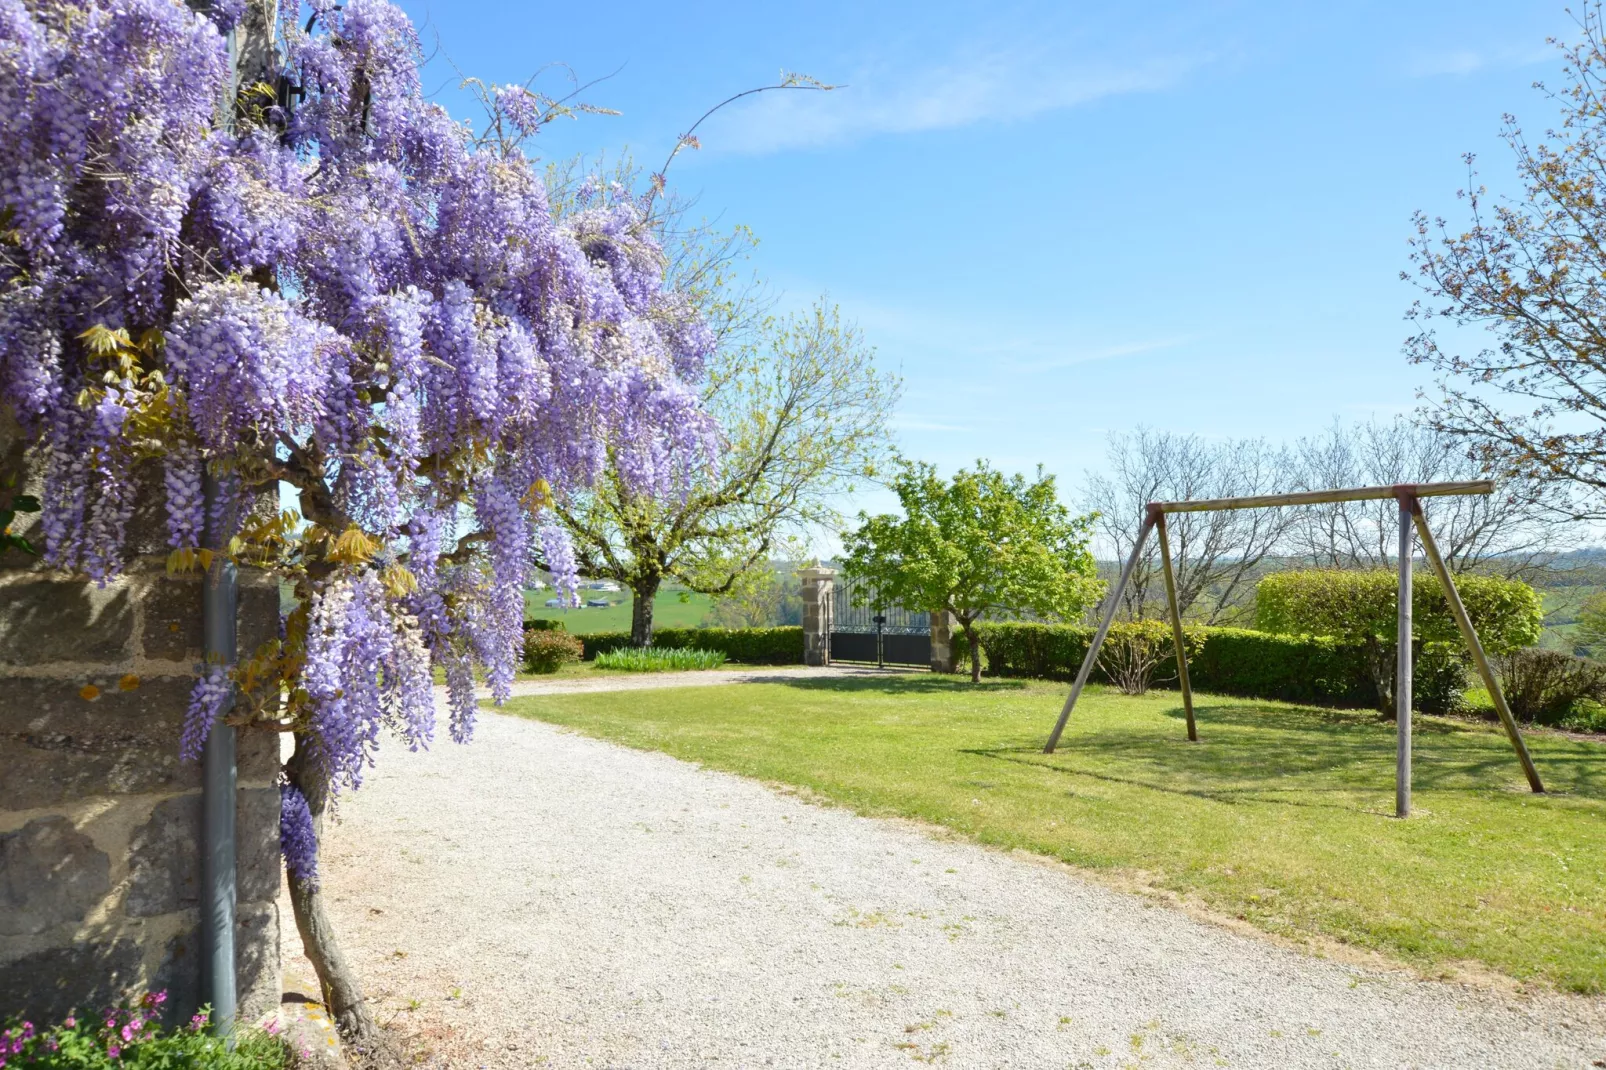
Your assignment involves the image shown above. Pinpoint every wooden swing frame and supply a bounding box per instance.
[1042,480,1544,817]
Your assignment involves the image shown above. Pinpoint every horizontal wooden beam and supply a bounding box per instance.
[1150,480,1493,515]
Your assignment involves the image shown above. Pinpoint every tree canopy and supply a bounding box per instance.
[840,459,1101,682]
[555,299,898,644]
[1408,5,1606,520]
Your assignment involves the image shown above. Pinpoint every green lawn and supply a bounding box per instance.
[504,676,1606,993]
[523,588,713,634]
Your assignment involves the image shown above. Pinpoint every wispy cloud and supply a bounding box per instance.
[705,44,1207,154]
[1404,44,1552,78]
[1011,336,1194,373]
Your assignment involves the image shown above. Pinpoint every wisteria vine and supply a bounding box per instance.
[0,0,717,880]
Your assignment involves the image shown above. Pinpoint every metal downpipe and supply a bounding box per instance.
[201,468,239,1036]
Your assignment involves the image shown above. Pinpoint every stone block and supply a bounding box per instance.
[0,677,199,810]
[238,724,280,783]
[141,574,281,665]
[140,578,203,663]
[0,580,134,666]
[237,577,282,658]
[154,900,280,1025]
[0,940,142,1024]
[0,816,111,935]
[125,795,200,918]
[125,788,281,918]
[237,787,282,903]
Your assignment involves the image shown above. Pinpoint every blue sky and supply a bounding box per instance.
[402,0,1571,515]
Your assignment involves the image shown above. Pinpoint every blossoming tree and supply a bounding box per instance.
[0,0,714,1043]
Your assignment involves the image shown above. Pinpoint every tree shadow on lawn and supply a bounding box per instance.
[962,701,1606,809]
[775,674,1034,696]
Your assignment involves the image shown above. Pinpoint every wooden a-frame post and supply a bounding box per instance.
[1041,480,1545,812]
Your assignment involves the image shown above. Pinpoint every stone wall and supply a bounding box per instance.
[0,454,282,1026]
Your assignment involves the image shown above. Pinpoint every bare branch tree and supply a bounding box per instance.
[1287,418,1568,577]
[1083,429,1294,624]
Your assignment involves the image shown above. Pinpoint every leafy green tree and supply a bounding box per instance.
[556,301,898,644]
[1256,570,1542,717]
[841,460,1102,682]
[705,563,804,628]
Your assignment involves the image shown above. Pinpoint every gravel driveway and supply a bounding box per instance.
[283,687,1606,1069]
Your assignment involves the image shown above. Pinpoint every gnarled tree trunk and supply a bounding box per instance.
[630,574,660,647]
[284,739,379,1051]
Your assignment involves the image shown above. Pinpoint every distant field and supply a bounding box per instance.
[1540,585,1602,653]
[523,588,714,635]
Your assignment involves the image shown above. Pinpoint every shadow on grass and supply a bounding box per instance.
[774,674,1033,695]
[961,700,1606,806]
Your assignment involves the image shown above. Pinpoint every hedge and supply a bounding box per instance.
[579,626,804,665]
[953,621,1468,712]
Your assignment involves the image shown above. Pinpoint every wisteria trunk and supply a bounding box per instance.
[630,576,659,647]
[284,740,379,1050]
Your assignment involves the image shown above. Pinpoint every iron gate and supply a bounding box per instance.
[830,575,931,667]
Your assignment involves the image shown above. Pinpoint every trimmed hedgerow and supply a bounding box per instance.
[581,626,804,665]
[953,621,1469,712]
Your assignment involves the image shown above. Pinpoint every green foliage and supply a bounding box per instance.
[581,626,803,665]
[1093,620,1204,696]
[523,618,567,632]
[1,997,289,1069]
[594,647,728,672]
[840,458,1101,681]
[1255,570,1542,653]
[522,629,584,674]
[1,474,40,556]
[1493,648,1606,725]
[705,566,803,628]
[954,621,1468,713]
[1575,590,1606,653]
[552,297,900,645]
[509,676,1606,993]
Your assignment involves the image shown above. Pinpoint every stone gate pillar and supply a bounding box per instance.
[798,566,837,667]
[930,611,955,673]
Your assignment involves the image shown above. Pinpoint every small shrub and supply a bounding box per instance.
[1414,643,1471,714]
[1493,648,1606,725]
[1095,620,1204,695]
[593,647,727,672]
[1561,698,1606,734]
[0,994,289,1069]
[523,629,583,673]
[523,618,566,633]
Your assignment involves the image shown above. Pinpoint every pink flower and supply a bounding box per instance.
[107,1044,120,1059]
[63,1016,76,1029]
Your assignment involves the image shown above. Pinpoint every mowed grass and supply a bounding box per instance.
[504,676,1606,993]
[522,589,713,634]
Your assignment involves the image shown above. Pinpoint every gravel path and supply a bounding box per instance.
[284,698,1606,1069]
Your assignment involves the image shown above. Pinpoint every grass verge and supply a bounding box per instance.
[503,675,1606,993]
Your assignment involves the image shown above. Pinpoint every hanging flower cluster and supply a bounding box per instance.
[0,0,718,875]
